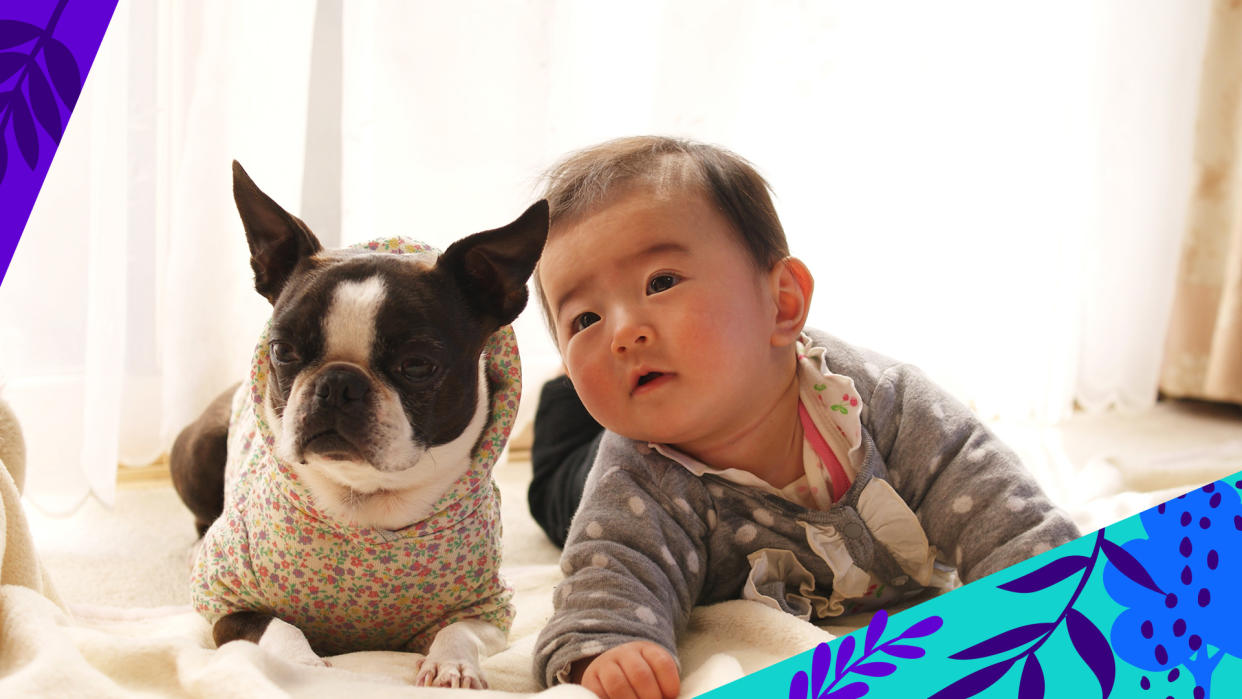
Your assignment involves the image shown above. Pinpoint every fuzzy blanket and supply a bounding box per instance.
[1,403,1222,697]
[0,418,843,697]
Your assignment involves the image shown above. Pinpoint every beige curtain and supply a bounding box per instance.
[1161,0,1242,405]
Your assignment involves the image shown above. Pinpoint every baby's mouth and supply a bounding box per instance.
[636,372,663,387]
[632,371,669,394]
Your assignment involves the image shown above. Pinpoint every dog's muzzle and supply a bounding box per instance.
[313,366,371,413]
[297,365,375,461]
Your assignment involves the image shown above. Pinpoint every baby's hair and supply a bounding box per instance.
[534,135,789,335]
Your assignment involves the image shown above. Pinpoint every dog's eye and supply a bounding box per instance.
[400,356,438,381]
[269,341,301,365]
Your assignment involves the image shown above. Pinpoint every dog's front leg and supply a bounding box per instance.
[214,611,328,668]
[414,618,506,689]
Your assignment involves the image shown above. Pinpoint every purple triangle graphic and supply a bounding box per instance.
[0,0,118,284]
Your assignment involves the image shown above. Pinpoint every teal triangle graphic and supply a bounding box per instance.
[704,472,1242,698]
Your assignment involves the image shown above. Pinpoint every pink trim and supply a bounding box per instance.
[799,401,851,503]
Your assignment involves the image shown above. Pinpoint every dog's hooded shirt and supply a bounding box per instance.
[192,238,516,656]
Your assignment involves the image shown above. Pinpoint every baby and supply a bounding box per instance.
[528,136,1079,698]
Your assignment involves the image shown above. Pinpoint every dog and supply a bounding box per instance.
[170,162,547,688]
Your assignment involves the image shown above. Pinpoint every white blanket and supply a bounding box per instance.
[0,434,845,697]
[0,588,846,697]
[0,411,1215,697]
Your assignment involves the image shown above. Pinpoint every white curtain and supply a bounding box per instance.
[0,0,316,513]
[0,0,1212,511]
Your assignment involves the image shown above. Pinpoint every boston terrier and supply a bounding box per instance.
[170,162,547,688]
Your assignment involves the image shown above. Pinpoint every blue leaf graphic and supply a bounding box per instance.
[42,38,80,110]
[1066,609,1114,698]
[790,670,809,699]
[0,133,7,184]
[851,662,896,677]
[0,20,40,50]
[11,90,38,168]
[26,65,60,142]
[0,52,26,82]
[1100,538,1163,596]
[835,636,855,679]
[811,642,831,699]
[1018,654,1044,699]
[930,657,1019,699]
[896,615,943,640]
[949,623,1052,660]
[823,682,868,699]
[879,643,925,659]
[998,555,1089,593]
[864,609,887,654]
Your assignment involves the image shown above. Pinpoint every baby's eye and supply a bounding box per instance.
[646,273,681,295]
[571,311,600,334]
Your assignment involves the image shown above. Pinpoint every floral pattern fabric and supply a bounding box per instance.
[191,237,517,655]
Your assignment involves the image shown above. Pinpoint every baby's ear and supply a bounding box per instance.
[769,257,814,347]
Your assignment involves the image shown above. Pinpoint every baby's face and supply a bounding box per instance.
[539,187,786,449]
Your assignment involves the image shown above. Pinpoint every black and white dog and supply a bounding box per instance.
[171,162,546,688]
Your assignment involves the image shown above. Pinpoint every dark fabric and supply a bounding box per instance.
[528,375,604,547]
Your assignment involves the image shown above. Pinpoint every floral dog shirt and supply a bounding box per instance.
[191,238,517,655]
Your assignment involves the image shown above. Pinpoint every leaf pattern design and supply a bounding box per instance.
[835,635,855,679]
[0,20,41,49]
[1066,608,1114,698]
[811,641,831,697]
[1017,654,1044,699]
[0,52,24,81]
[996,554,1089,593]
[10,90,37,167]
[0,0,83,184]
[896,615,944,639]
[1099,537,1163,596]
[849,662,896,678]
[938,530,1136,698]
[823,682,869,699]
[43,37,80,109]
[863,602,886,653]
[789,667,810,699]
[878,643,925,659]
[788,611,942,699]
[931,657,1019,699]
[1101,479,1242,698]
[26,63,60,140]
[948,623,1053,660]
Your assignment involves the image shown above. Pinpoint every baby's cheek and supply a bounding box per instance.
[567,365,611,413]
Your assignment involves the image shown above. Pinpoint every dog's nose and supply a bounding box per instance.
[313,367,371,411]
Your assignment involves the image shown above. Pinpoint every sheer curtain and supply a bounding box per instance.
[0,0,316,513]
[338,1,1210,422]
[1161,0,1242,406]
[0,0,1213,511]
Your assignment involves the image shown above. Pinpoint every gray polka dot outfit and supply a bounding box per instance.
[533,331,1079,687]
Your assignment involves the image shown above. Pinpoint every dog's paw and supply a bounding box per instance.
[256,618,330,668]
[413,657,487,689]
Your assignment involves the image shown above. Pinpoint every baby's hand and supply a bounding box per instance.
[572,641,680,699]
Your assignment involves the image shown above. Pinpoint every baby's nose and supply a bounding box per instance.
[611,322,650,354]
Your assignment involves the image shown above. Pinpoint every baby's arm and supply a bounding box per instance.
[532,433,711,690]
[866,363,1080,582]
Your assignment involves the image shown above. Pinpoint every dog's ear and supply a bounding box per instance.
[232,161,323,305]
[438,200,549,328]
